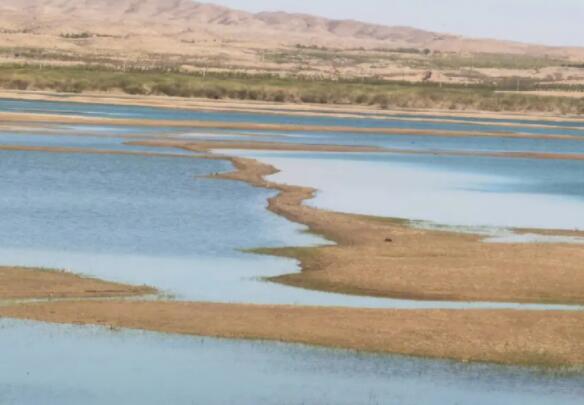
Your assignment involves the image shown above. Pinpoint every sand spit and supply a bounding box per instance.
[2,301,584,367]
[199,152,584,305]
[131,139,382,154]
[134,139,584,162]
[0,267,155,301]
[0,144,200,158]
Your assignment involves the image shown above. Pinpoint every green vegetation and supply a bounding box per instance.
[268,47,565,70]
[410,53,565,70]
[266,48,402,66]
[60,32,93,39]
[0,64,583,114]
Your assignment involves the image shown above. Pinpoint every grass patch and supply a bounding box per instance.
[0,64,583,114]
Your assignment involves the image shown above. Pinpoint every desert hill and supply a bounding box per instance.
[1,0,582,57]
[1,0,584,88]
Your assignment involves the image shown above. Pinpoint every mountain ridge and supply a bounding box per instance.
[1,0,582,58]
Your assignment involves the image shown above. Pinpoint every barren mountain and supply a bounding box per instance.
[1,0,582,57]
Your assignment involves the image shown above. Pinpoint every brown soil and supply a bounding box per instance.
[1,300,583,367]
[0,267,155,300]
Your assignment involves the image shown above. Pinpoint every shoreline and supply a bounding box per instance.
[2,300,584,368]
[0,144,204,158]
[5,111,584,141]
[2,89,584,126]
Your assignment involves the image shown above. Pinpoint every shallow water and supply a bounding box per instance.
[227,150,584,231]
[3,146,576,309]
[349,110,584,129]
[1,102,584,401]
[1,320,583,405]
[247,105,584,129]
[182,127,584,154]
[0,132,192,155]
[0,149,335,305]
[3,97,584,137]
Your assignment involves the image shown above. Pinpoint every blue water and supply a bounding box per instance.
[3,143,572,309]
[0,149,340,305]
[389,112,584,129]
[347,110,584,129]
[1,320,583,405]
[254,105,584,129]
[182,128,584,154]
[1,101,584,402]
[3,98,584,137]
[0,132,192,155]
[231,149,584,231]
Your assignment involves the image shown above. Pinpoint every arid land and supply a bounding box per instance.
[3,1,584,90]
[2,0,584,119]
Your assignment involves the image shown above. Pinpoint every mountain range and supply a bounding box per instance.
[1,0,583,59]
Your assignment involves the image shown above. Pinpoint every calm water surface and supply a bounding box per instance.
[2,100,584,402]
[181,127,584,154]
[1,320,583,405]
[0,132,191,155]
[2,145,572,309]
[228,150,584,231]
[3,98,584,137]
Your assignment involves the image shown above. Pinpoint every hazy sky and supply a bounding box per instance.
[210,0,584,47]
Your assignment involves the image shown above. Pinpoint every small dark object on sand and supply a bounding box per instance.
[384,238,393,243]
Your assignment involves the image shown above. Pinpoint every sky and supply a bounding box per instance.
[209,0,584,47]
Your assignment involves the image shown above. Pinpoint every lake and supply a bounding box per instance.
[1,98,583,403]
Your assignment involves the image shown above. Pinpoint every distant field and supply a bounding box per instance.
[0,64,583,114]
